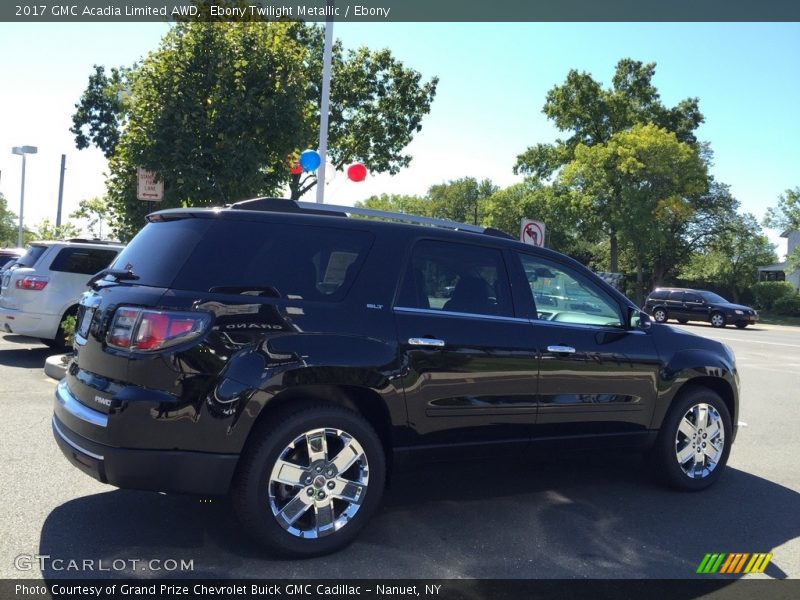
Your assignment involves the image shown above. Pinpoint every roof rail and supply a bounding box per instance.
[229,197,513,239]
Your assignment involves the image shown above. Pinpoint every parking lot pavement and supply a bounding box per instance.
[1,327,798,580]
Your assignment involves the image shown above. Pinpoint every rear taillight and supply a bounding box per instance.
[107,306,211,352]
[15,276,49,291]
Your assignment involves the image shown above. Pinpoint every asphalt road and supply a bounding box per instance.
[0,323,798,580]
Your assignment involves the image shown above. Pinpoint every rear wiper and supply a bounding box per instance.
[87,268,140,288]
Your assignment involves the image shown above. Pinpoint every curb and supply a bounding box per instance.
[44,354,70,380]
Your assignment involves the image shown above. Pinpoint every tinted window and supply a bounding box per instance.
[649,290,668,301]
[700,291,728,303]
[397,240,513,317]
[668,291,685,301]
[16,245,47,268]
[170,219,373,301]
[109,219,213,287]
[683,292,702,303]
[50,248,119,275]
[518,253,622,327]
[0,256,16,269]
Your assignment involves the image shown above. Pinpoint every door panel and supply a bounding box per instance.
[393,239,538,456]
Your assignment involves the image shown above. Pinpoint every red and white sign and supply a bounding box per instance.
[136,168,164,201]
[520,218,546,247]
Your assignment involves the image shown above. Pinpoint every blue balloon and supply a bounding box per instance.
[299,149,321,172]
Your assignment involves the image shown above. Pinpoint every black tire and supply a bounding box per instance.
[710,312,726,328]
[232,404,385,557]
[653,308,668,323]
[42,306,78,351]
[735,323,748,329]
[650,386,732,491]
[677,319,689,324]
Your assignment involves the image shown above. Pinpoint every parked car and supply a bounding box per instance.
[643,287,758,329]
[0,239,123,347]
[0,247,25,273]
[53,199,739,557]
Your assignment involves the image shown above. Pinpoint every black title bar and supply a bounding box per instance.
[3,0,800,22]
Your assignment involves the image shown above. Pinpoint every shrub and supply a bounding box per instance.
[773,293,800,316]
[752,281,795,310]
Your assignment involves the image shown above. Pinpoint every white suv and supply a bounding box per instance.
[0,239,123,347]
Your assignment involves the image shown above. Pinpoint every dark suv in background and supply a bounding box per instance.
[644,287,758,328]
[53,199,739,557]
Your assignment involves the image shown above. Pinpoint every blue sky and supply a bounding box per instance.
[0,22,798,256]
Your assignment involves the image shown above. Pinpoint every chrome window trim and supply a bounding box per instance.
[393,305,529,324]
[52,417,104,461]
[55,380,108,428]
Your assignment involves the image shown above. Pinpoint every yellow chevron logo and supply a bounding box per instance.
[696,552,773,574]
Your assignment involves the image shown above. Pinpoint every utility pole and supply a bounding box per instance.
[315,0,334,204]
[56,154,66,227]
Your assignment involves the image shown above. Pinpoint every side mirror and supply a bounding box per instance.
[630,309,652,331]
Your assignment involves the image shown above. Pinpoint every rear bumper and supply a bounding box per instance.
[52,383,240,496]
[0,306,59,339]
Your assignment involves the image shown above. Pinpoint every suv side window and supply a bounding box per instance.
[49,248,119,275]
[517,253,622,327]
[396,240,513,317]
[683,292,703,304]
[668,291,685,302]
[649,290,668,301]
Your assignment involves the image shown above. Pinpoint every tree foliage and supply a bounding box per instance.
[680,213,777,302]
[515,59,704,271]
[26,219,81,242]
[763,187,800,233]
[560,124,708,302]
[356,178,497,225]
[0,193,19,247]
[70,197,114,239]
[71,21,437,241]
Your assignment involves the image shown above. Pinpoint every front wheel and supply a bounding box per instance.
[232,405,385,557]
[650,387,732,491]
[653,308,668,323]
[710,312,726,328]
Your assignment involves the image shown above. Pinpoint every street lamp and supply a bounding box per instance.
[11,145,37,247]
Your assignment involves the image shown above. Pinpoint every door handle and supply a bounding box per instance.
[547,345,576,354]
[409,337,445,348]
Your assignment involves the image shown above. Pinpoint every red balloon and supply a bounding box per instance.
[347,163,367,182]
[290,162,303,175]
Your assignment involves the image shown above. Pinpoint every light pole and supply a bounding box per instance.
[316,0,335,204]
[11,145,37,247]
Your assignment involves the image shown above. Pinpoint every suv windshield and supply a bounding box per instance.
[16,245,47,268]
[700,291,728,303]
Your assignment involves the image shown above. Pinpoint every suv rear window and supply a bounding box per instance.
[49,247,119,275]
[114,217,373,301]
[16,245,47,268]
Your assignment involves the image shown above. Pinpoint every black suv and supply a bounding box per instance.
[53,199,739,557]
[644,287,758,329]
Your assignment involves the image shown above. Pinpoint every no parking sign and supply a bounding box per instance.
[520,218,546,247]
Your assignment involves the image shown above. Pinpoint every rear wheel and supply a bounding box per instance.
[653,308,668,323]
[710,312,726,328]
[232,405,385,557]
[650,387,732,491]
[42,306,78,351]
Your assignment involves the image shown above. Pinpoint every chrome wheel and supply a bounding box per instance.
[268,427,369,539]
[653,309,667,323]
[710,313,725,328]
[674,403,725,479]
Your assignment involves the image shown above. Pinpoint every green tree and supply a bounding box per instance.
[0,193,19,247]
[515,59,703,272]
[680,213,777,302]
[26,219,81,242]
[425,178,497,225]
[355,193,432,217]
[482,181,602,265]
[71,21,437,240]
[560,124,708,303]
[70,197,113,239]
[763,187,800,272]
